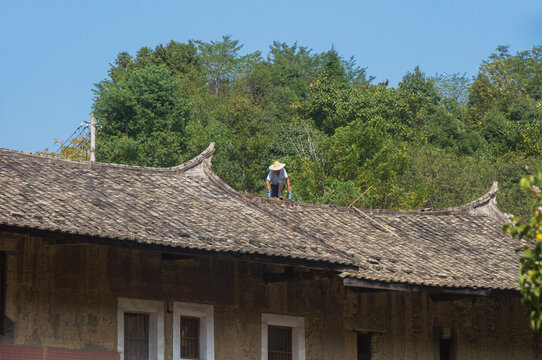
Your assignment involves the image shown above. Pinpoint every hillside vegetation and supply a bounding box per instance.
[90,38,542,217]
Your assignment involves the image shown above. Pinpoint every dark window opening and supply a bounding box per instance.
[357,332,371,360]
[124,312,149,360]
[439,338,452,360]
[434,327,456,360]
[181,316,200,359]
[268,325,292,360]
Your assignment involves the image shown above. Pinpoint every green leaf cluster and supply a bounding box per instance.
[504,171,542,332]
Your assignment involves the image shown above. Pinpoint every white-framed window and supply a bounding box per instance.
[117,298,164,360]
[173,302,214,360]
[261,313,305,360]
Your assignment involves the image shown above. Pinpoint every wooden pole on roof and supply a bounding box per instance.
[348,185,373,208]
[323,189,336,204]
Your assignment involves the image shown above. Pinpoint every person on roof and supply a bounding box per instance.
[266,161,292,199]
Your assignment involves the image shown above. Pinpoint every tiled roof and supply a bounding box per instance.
[249,197,519,290]
[0,144,522,291]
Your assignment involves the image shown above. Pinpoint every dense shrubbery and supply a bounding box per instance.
[90,38,542,217]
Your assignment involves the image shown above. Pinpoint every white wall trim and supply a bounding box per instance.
[173,302,214,360]
[261,313,305,360]
[117,298,164,360]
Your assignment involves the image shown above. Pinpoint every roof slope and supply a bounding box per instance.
[0,144,522,291]
[250,199,518,290]
[0,145,348,264]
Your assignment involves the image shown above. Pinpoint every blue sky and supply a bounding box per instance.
[1,0,541,153]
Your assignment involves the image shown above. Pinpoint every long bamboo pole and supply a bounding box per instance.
[348,185,373,208]
[323,189,336,204]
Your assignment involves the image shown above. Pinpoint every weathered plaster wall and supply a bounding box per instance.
[0,231,540,359]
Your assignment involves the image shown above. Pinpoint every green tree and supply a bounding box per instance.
[246,41,318,122]
[396,67,441,133]
[434,72,471,106]
[265,41,317,96]
[302,74,358,135]
[469,45,542,117]
[318,46,347,83]
[504,171,542,333]
[215,89,269,192]
[399,66,441,105]
[93,65,192,167]
[342,56,374,86]
[196,35,260,96]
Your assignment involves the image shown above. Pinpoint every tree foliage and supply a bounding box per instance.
[81,39,542,220]
[196,35,260,96]
[504,172,542,333]
[93,65,192,167]
[39,136,90,161]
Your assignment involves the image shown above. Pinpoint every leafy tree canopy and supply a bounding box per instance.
[84,39,542,219]
[36,39,524,218]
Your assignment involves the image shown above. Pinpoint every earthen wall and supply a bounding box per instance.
[0,231,540,359]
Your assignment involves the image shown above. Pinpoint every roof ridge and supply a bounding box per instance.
[182,150,508,222]
[3,145,504,221]
[0,143,215,174]
[235,194,485,218]
[235,182,508,220]
[0,147,90,164]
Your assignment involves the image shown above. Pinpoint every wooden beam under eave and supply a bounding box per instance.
[44,242,92,248]
[264,270,334,283]
[342,277,520,298]
[429,293,474,302]
[0,224,353,272]
[160,253,195,261]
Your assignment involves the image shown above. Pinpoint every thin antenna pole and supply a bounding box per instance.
[90,113,96,162]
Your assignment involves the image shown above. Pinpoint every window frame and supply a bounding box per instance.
[261,313,305,360]
[173,302,214,360]
[268,325,293,359]
[180,316,200,359]
[123,312,150,360]
[117,298,164,360]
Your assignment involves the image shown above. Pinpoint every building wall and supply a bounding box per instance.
[0,231,540,359]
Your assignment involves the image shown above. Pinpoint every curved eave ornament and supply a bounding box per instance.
[455,181,509,223]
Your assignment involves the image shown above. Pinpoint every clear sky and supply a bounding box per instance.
[1,0,540,153]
